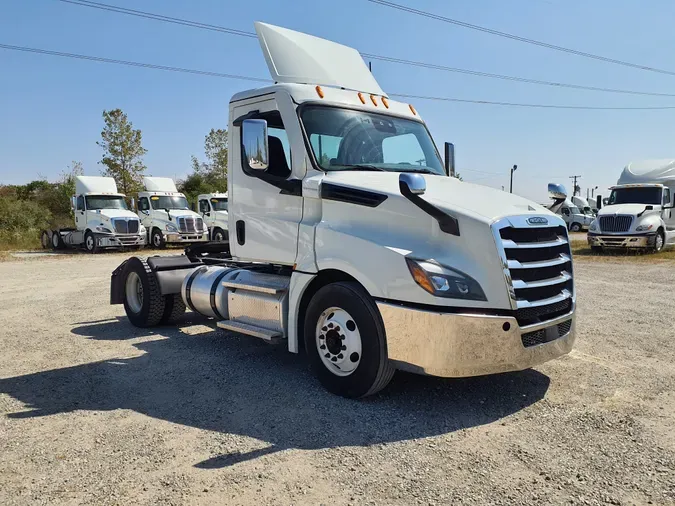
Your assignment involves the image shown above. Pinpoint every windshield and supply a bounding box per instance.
[569,206,581,215]
[150,195,189,210]
[210,198,228,211]
[85,195,128,210]
[300,106,445,175]
[609,187,662,205]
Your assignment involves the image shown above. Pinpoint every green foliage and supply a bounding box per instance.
[97,109,147,195]
[0,196,51,250]
[179,128,228,202]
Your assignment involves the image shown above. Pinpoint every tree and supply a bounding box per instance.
[97,109,147,196]
[179,128,228,201]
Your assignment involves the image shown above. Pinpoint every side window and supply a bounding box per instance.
[664,189,671,206]
[138,197,149,211]
[76,195,85,211]
[199,199,209,213]
[562,208,570,216]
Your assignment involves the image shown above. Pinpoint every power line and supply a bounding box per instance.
[366,0,675,77]
[55,0,675,98]
[6,43,675,110]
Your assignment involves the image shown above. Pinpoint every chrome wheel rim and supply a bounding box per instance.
[125,271,143,314]
[214,231,223,241]
[153,233,161,247]
[316,307,362,377]
[656,234,664,251]
[86,235,94,250]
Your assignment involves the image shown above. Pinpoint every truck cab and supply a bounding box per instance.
[557,200,593,232]
[42,176,145,253]
[572,196,595,217]
[110,22,577,398]
[589,179,675,252]
[136,177,209,248]
[197,192,228,241]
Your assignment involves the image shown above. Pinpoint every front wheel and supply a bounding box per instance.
[84,231,99,254]
[303,282,394,398]
[212,227,227,242]
[151,229,166,249]
[569,223,582,232]
[653,230,665,253]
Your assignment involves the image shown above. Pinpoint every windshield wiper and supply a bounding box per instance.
[335,164,387,172]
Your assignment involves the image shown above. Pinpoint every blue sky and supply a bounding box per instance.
[2,0,675,203]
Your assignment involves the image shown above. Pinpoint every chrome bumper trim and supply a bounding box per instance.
[379,301,575,378]
[165,233,208,243]
[587,234,651,248]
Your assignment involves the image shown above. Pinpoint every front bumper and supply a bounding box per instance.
[97,234,145,248]
[378,301,575,378]
[165,232,208,243]
[587,232,654,249]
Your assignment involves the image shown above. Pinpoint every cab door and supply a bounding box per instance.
[228,94,303,265]
[199,198,214,229]
[75,195,86,230]
[137,197,152,230]
[663,188,675,238]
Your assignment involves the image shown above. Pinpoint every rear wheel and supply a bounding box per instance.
[40,230,50,249]
[304,282,394,398]
[161,294,186,324]
[122,257,165,327]
[51,230,64,250]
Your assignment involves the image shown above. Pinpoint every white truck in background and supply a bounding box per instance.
[572,196,595,217]
[197,192,229,241]
[588,159,675,252]
[136,177,209,248]
[109,22,577,398]
[41,176,145,253]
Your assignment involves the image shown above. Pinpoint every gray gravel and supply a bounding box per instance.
[1,252,674,505]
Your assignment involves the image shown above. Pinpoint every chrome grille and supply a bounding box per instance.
[494,219,573,326]
[178,217,204,233]
[112,218,139,234]
[599,215,632,233]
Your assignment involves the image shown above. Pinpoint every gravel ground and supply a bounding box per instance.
[1,251,674,505]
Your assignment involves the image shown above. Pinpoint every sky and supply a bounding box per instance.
[2,0,675,203]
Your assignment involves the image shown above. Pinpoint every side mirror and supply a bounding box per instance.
[242,119,269,171]
[444,142,455,177]
[596,195,602,210]
[130,197,136,210]
[399,173,426,196]
[548,183,568,200]
[71,196,77,210]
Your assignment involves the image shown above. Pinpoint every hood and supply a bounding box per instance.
[97,209,140,220]
[153,209,202,220]
[322,172,554,223]
[598,203,661,216]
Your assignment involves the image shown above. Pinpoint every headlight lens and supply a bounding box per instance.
[589,220,598,231]
[406,258,487,301]
[165,223,178,232]
[96,226,112,233]
[636,223,653,232]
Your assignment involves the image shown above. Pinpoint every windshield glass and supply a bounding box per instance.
[85,195,128,210]
[609,187,662,205]
[210,198,228,211]
[300,106,445,175]
[569,206,581,214]
[150,195,189,210]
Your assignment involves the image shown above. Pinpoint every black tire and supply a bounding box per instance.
[161,294,186,324]
[303,281,395,398]
[84,231,99,254]
[653,229,665,253]
[51,230,64,250]
[590,245,603,253]
[569,223,582,232]
[212,227,227,242]
[122,257,165,328]
[40,230,50,249]
[151,228,166,249]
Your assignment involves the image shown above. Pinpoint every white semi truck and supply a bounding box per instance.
[137,177,209,248]
[109,22,577,398]
[588,159,675,252]
[41,176,145,253]
[197,192,229,241]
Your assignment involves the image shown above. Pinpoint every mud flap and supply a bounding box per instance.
[110,259,129,305]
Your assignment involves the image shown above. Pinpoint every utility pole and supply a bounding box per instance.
[569,175,581,196]
[509,164,517,193]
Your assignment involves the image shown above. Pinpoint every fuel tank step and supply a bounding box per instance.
[217,320,283,342]
[222,279,288,295]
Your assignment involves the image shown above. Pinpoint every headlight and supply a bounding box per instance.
[165,223,178,232]
[635,223,653,232]
[406,258,487,301]
[96,226,112,233]
[589,220,598,232]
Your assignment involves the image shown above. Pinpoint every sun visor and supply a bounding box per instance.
[254,22,386,97]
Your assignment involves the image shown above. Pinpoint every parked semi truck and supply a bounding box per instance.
[109,22,577,398]
[197,192,229,241]
[588,159,675,252]
[41,176,145,253]
[137,177,209,248]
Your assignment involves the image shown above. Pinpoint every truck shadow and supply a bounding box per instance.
[0,317,551,469]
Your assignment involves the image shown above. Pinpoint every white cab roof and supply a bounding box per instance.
[75,176,119,195]
[143,176,178,192]
[198,193,228,200]
[254,22,385,96]
[617,159,675,185]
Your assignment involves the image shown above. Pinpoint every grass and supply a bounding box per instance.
[571,241,675,263]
